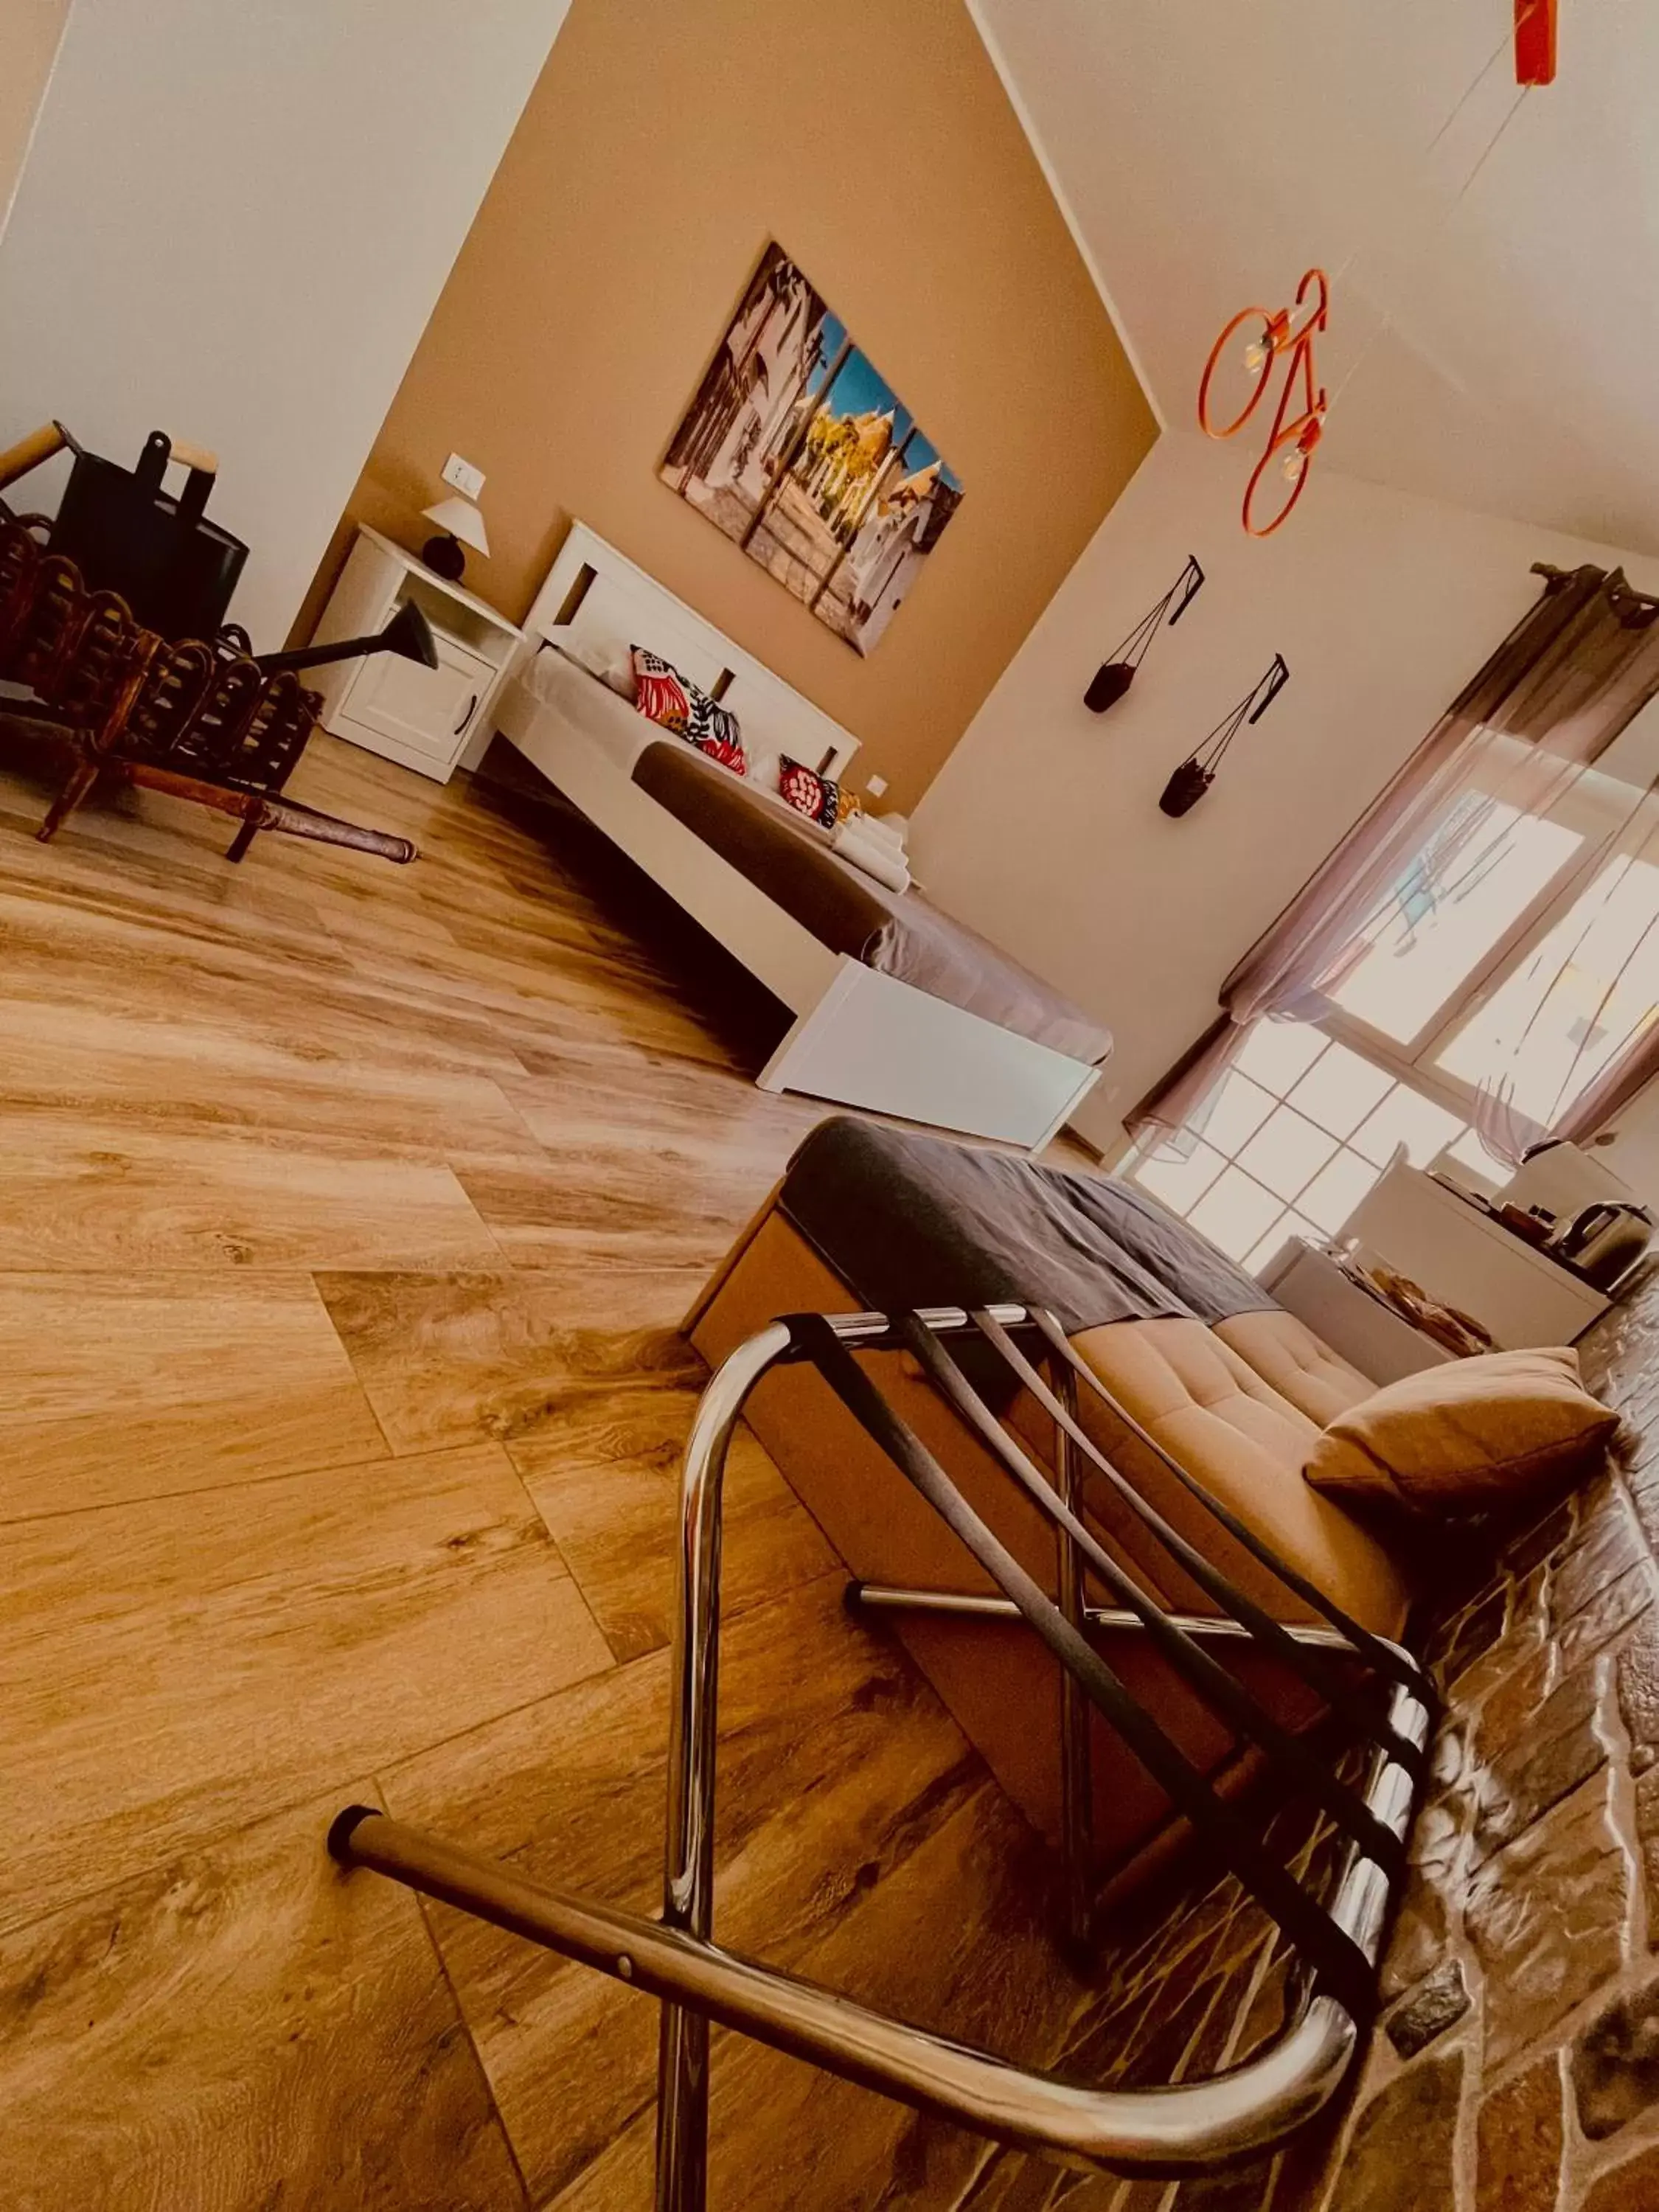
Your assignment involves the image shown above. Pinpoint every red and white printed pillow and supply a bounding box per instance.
[778,755,847,828]
[632,646,748,776]
[631,646,693,731]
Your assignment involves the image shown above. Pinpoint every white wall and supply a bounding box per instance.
[912,431,1659,1176]
[0,0,69,243]
[0,0,571,646]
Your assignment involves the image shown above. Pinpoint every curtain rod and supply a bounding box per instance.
[1531,560,1659,610]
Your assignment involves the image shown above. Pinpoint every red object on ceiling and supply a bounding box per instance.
[1515,0,1557,86]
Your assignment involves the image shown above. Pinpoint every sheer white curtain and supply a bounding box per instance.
[1132,565,1659,1152]
[1461,790,1659,1158]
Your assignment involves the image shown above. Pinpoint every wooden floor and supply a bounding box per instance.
[0,731,1105,2212]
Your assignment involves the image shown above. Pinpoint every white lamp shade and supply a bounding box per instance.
[422,495,490,556]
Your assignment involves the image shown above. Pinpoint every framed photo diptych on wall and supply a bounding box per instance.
[661,243,964,656]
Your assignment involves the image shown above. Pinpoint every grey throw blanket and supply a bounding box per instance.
[778,1119,1279,1335]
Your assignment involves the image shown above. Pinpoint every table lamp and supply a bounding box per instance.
[420,495,489,583]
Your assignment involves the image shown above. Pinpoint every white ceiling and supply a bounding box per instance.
[973,0,1659,554]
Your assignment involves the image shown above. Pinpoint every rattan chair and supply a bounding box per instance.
[0,504,415,865]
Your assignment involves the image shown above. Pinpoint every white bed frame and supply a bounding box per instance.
[474,523,1102,1150]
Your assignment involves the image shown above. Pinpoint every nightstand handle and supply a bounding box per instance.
[454,691,479,737]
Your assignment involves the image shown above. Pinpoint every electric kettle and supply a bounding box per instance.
[1547,1200,1655,1290]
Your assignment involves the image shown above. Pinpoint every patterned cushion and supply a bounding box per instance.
[778,754,845,828]
[684,688,747,773]
[632,646,692,731]
[632,646,747,775]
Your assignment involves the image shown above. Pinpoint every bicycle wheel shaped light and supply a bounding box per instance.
[1198,268,1329,538]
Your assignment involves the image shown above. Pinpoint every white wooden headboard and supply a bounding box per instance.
[512,521,860,779]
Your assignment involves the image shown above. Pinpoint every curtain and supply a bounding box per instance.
[1467,790,1659,1158]
[1130,564,1659,1147]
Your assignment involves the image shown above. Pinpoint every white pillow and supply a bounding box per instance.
[546,624,635,698]
[745,745,784,796]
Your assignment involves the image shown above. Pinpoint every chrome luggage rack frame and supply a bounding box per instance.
[330,1305,1435,2208]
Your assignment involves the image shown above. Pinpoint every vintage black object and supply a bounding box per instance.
[30,423,249,640]
[1546,1199,1655,1289]
[1160,652,1290,816]
[3,422,438,683]
[4,417,439,693]
[255,599,439,678]
[1085,554,1205,713]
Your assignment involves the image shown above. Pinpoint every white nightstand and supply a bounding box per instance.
[307,526,521,784]
[1346,1161,1610,1349]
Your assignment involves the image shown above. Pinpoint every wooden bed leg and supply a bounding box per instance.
[37,754,100,842]
[225,817,259,863]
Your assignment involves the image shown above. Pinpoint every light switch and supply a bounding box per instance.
[442,452,486,500]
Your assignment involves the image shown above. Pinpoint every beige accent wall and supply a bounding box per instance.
[0,0,69,234]
[310,0,1155,811]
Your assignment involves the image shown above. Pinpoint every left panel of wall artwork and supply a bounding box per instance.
[0,0,574,647]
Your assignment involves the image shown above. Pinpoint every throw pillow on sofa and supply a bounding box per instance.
[1301,1346,1620,1520]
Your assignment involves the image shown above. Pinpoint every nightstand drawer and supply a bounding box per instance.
[340,633,495,767]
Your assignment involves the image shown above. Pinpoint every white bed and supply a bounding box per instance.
[467,522,1105,1150]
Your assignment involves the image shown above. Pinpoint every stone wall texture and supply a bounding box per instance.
[953,1269,1659,2212]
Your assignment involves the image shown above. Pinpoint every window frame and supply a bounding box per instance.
[1128,747,1659,1271]
[1317,759,1646,1127]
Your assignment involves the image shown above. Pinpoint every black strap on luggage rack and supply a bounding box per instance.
[329,1305,1435,2210]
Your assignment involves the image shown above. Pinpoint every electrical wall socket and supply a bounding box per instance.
[442,452,486,500]
[865,773,888,798]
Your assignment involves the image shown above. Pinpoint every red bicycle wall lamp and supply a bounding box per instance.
[1198,266,1329,538]
[1197,1,1556,535]
[1515,0,1557,86]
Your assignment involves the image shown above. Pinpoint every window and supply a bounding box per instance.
[1130,1024,1475,1270]
[1435,850,1659,1125]
[1128,747,1659,1272]
[1326,793,1582,1045]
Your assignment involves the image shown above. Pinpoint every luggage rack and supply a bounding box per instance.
[329,1304,1435,2208]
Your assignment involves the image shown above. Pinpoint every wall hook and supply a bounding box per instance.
[1085,555,1205,713]
[1159,653,1289,817]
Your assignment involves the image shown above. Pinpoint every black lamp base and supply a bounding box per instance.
[422,532,466,582]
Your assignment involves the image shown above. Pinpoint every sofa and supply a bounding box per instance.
[686,1118,1415,1893]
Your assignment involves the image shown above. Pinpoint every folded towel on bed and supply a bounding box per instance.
[831,816,911,892]
[860,812,907,852]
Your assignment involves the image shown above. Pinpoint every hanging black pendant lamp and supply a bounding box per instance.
[1085,554,1205,712]
[1159,653,1289,816]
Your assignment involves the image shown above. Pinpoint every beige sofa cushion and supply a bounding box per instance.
[1304,1346,1619,1517]
[1068,1318,1411,1637]
[1213,1308,1377,1427]
[689,1206,1416,1872]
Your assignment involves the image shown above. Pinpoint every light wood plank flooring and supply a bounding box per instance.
[0,731,1102,2211]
